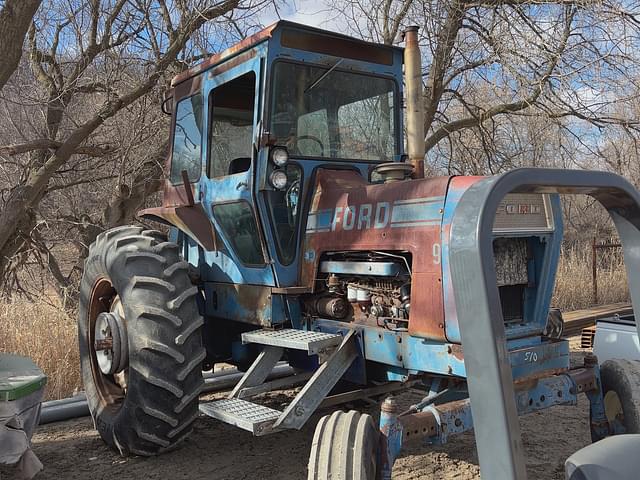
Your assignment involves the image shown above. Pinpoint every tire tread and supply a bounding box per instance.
[78,226,204,457]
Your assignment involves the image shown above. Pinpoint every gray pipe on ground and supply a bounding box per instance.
[39,364,295,425]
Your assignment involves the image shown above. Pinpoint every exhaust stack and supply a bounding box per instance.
[403,26,425,178]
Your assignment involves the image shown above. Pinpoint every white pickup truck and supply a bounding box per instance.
[591,314,640,362]
[568,315,640,480]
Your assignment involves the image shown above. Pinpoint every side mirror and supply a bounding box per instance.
[161,91,174,116]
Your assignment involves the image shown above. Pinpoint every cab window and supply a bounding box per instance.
[208,72,256,178]
[170,94,203,184]
[212,201,264,265]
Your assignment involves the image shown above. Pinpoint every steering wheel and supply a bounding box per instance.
[286,179,301,226]
[296,135,325,156]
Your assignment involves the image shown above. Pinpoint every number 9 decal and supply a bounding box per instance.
[432,243,441,265]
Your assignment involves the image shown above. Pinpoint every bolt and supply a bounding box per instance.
[95,338,113,351]
[397,354,403,362]
[454,418,462,427]
[294,406,305,416]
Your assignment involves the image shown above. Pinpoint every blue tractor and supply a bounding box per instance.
[78,21,640,479]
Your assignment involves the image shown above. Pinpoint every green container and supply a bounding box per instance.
[0,354,47,402]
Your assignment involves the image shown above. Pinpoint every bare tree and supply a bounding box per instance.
[0,0,275,302]
[329,0,640,175]
[0,0,42,90]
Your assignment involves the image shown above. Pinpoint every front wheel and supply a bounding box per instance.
[598,359,640,437]
[78,226,205,456]
[308,410,379,480]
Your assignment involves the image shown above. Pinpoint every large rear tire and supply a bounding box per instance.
[308,410,378,480]
[78,226,205,456]
[599,359,640,436]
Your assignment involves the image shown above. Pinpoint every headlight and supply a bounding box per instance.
[269,169,288,190]
[270,147,289,167]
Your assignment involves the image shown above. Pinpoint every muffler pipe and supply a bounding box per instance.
[403,26,425,179]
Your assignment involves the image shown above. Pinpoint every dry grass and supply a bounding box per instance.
[0,245,630,401]
[552,244,629,311]
[0,299,81,400]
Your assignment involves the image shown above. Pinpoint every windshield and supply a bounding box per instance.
[269,62,397,161]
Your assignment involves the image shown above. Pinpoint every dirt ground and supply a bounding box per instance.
[3,345,593,480]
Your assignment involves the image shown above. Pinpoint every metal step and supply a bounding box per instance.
[203,331,359,436]
[241,329,342,355]
[199,398,281,436]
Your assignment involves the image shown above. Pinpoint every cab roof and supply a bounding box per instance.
[171,20,403,87]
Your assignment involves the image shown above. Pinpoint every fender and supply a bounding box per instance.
[138,203,217,251]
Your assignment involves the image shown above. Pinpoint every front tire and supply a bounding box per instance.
[308,410,379,480]
[599,359,640,436]
[78,226,205,456]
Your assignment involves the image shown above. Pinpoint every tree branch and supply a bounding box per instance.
[425,5,576,152]
[0,139,115,157]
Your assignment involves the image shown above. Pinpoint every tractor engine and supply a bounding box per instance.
[303,252,412,330]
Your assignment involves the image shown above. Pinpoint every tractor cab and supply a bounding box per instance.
[142,21,404,294]
[141,21,564,361]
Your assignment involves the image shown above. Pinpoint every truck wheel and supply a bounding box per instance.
[599,359,640,435]
[78,226,205,456]
[308,410,378,480]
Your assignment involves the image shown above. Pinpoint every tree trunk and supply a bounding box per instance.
[0,0,42,90]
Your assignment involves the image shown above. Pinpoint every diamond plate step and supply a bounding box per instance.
[199,398,281,436]
[241,329,342,355]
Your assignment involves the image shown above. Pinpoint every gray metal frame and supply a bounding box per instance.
[450,168,640,479]
[274,330,359,429]
[229,346,283,398]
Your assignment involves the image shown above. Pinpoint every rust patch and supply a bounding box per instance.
[449,344,464,361]
[206,283,274,327]
[568,368,598,394]
[206,50,257,80]
[138,204,217,251]
[162,74,203,210]
[281,27,394,65]
[171,24,276,87]
[398,411,438,444]
[301,168,451,341]
[438,399,470,416]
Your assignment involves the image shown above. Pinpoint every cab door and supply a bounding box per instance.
[198,58,275,287]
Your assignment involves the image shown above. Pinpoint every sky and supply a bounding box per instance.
[260,0,341,30]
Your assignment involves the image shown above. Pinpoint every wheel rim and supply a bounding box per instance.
[88,278,129,409]
[604,390,625,433]
[94,300,128,375]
